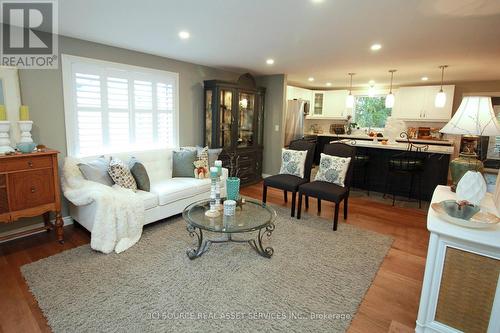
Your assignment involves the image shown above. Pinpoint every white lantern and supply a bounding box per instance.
[456,170,486,206]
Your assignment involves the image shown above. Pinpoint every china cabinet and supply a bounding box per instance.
[204,73,265,186]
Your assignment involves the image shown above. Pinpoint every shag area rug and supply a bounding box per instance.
[22,205,392,333]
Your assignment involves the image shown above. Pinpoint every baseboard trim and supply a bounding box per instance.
[0,216,73,244]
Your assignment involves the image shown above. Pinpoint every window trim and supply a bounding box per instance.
[61,54,179,157]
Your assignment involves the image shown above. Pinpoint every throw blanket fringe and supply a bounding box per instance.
[62,157,144,254]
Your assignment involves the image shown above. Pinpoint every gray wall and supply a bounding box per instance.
[256,74,287,175]
[1,34,239,235]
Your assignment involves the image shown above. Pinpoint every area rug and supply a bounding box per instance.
[22,205,393,333]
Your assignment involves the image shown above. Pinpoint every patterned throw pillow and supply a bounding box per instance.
[278,148,308,178]
[108,157,137,190]
[314,153,351,187]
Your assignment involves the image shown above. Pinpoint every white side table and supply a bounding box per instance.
[416,185,500,333]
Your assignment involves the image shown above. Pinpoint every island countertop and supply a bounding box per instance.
[305,133,454,155]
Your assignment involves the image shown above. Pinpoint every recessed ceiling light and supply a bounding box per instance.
[369,80,375,84]
[421,76,429,81]
[326,82,332,86]
[308,77,314,82]
[178,31,190,39]
[311,0,324,3]
[266,59,274,65]
[370,43,382,51]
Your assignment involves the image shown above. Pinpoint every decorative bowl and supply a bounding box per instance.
[431,200,500,229]
[17,142,36,153]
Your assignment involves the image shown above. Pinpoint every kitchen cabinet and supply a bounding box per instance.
[308,90,349,119]
[392,85,455,121]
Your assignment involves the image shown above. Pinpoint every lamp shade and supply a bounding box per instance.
[440,96,500,136]
[345,94,354,108]
[435,91,446,108]
[385,93,395,108]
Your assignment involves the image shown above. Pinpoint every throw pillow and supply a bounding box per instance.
[196,146,222,167]
[128,157,150,192]
[278,148,308,178]
[172,149,196,177]
[78,156,114,186]
[108,157,137,190]
[314,153,352,187]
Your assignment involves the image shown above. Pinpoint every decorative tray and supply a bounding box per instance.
[431,200,500,229]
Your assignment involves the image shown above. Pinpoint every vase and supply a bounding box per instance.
[449,153,483,190]
[226,177,240,201]
[456,170,486,206]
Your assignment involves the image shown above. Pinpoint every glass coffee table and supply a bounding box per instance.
[182,199,277,259]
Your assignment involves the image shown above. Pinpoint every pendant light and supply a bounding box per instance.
[435,65,448,108]
[346,73,355,108]
[385,69,396,108]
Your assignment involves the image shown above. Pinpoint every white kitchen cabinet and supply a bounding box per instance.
[308,90,349,119]
[392,85,455,122]
[323,90,349,118]
[286,86,313,105]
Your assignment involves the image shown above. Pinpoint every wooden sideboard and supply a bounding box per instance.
[0,150,63,243]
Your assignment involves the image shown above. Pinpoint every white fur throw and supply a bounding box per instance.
[62,157,144,254]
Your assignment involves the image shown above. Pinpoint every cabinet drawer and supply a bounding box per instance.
[8,169,55,211]
[0,155,52,173]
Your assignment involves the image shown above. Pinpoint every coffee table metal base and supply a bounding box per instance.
[186,223,275,260]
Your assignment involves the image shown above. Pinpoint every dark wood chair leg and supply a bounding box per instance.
[262,184,267,203]
[291,191,296,217]
[409,173,414,200]
[284,190,288,203]
[317,198,321,214]
[305,195,309,209]
[418,173,422,209]
[297,192,303,219]
[333,202,339,231]
[343,196,348,219]
[365,165,370,196]
[392,175,396,206]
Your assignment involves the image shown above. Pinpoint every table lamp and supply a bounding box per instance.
[440,96,500,190]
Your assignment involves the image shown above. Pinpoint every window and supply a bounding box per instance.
[354,95,391,129]
[62,55,178,157]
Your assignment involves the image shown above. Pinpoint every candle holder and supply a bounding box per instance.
[205,167,220,218]
[18,120,34,143]
[0,121,15,154]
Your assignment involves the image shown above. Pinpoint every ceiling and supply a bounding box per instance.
[24,0,500,88]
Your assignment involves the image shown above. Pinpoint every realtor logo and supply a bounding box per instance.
[1,0,58,68]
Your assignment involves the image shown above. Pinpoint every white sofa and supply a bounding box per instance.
[68,149,227,232]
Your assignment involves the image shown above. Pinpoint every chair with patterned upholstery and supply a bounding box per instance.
[262,139,316,217]
[297,142,356,231]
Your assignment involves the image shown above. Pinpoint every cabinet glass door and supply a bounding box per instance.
[237,92,255,147]
[219,89,233,148]
[205,89,213,147]
[314,93,323,115]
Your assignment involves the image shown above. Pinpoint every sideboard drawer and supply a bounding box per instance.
[0,155,52,173]
[8,169,55,211]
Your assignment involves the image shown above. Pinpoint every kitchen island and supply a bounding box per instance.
[305,134,453,201]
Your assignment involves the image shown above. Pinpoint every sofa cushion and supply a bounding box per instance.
[135,190,158,210]
[129,157,151,191]
[78,156,114,186]
[172,150,196,178]
[108,157,137,190]
[151,178,211,206]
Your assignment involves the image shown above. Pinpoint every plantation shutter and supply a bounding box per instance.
[66,56,178,157]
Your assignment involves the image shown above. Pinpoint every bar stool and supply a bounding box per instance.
[353,154,370,195]
[383,133,428,208]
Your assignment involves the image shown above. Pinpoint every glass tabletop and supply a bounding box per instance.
[182,198,277,233]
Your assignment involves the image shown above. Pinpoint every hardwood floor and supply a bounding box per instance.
[0,182,429,333]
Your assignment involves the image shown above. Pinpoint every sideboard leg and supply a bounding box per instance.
[55,212,64,244]
[43,212,52,232]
